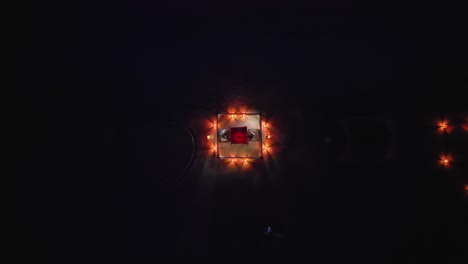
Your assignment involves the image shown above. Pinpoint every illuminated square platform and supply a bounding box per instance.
[216,113,263,159]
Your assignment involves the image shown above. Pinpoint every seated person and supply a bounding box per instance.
[247,130,255,141]
[218,129,231,142]
[247,129,260,141]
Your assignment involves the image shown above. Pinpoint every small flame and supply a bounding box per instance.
[440,154,452,167]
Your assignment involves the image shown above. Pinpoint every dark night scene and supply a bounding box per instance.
[14,2,468,264]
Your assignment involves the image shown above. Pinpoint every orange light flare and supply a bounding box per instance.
[220,156,253,170]
[439,121,448,129]
[462,122,468,132]
[224,158,236,168]
[266,133,272,139]
[262,143,279,157]
[238,105,249,113]
[206,134,212,140]
[464,185,468,193]
[436,120,453,133]
[226,106,237,114]
[226,158,243,168]
[262,145,271,153]
[203,118,217,130]
[241,159,254,170]
[439,154,453,168]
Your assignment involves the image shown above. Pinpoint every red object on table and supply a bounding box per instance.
[230,126,248,144]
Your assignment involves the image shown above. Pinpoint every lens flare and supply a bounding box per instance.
[439,121,448,130]
[439,154,452,168]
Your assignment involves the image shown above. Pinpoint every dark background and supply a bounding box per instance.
[15,1,468,263]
